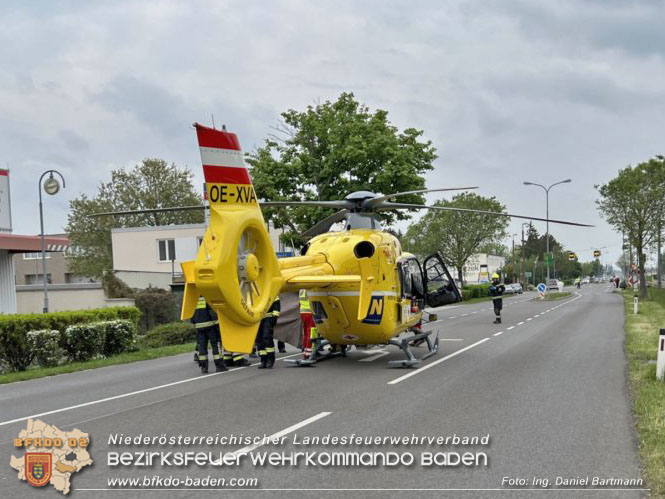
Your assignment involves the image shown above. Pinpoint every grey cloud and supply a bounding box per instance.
[58,129,89,152]
[93,76,191,138]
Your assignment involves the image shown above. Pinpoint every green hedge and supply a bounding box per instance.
[462,284,492,299]
[141,322,196,349]
[0,307,140,372]
[63,320,137,362]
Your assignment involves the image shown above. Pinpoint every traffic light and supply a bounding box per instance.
[593,250,601,258]
[568,251,576,261]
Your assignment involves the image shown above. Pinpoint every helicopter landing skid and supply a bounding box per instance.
[284,339,344,367]
[387,330,439,368]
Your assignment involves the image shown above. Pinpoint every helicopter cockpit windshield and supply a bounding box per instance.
[422,253,462,308]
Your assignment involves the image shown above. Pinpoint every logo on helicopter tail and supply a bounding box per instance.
[362,296,384,325]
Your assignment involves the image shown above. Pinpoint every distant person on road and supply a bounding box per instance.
[192,297,227,374]
[575,277,581,289]
[489,273,505,325]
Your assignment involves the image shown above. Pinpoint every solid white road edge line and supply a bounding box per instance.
[230,412,332,457]
[0,353,303,427]
[388,338,490,385]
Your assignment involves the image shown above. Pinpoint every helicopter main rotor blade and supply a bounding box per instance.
[363,186,479,210]
[300,209,349,239]
[259,200,355,210]
[91,205,206,217]
[374,202,594,227]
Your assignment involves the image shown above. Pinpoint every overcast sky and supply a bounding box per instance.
[2,0,664,268]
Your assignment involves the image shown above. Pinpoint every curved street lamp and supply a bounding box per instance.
[523,179,571,281]
[39,170,66,313]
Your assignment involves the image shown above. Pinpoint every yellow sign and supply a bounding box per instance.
[207,183,257,204]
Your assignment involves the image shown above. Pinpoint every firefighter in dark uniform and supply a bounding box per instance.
[489,273,505,324]
[193,296,227,373]
[257,296,281,369]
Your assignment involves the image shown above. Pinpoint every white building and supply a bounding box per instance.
[112,222,293,289]
[451,253,506,284]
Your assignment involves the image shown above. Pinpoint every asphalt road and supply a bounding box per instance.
[0,285,645,498]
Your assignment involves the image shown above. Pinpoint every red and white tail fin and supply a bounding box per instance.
[181,123,281,354]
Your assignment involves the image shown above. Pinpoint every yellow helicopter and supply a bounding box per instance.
[178,122,591,367]
[97,122,592,367]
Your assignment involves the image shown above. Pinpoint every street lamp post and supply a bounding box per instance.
[39,170,66,313]
[521,222,530,285]
[523,179,572,281]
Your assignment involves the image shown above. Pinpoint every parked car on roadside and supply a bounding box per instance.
[509,283,523,294]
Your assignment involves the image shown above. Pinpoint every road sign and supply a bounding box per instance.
[525,271,532,278]
[568,251,576,261]
[593,250,601,258]
[537,282,546,297]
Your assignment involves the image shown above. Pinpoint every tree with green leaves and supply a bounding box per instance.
[66,159,203,279]
[247,93,436,240]
[596,157,665,297]
[404,192,509,285]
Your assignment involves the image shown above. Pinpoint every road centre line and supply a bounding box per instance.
[518,321,525,325]
[526,318,533,321]
[493,331,504,337]
[0,353,302,427]
[230,412,331,457]
[388,338,490,385]
[507,326,515,330]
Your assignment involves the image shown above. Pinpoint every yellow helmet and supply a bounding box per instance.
[492,273,500,279]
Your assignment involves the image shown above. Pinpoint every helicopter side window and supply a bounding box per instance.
[399,261,413,297]
[311,301,328,324]
[409,259,425,298]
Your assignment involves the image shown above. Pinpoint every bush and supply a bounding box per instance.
[63,323,106,362]
[0,329,35,372]
[463,284,491,299]
[102,320,138,356]
[460,289,473,301]
[142,322,196,348]
[0,307,141,372]
[135,288,178,331]
[27,330,63,368]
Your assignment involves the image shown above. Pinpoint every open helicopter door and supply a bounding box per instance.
[422,252,462,308]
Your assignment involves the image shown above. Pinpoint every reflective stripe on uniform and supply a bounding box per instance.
[194,320,219,328]
[310,327,318,340]
[196,297,207,309]
[299,289,311,313]
[266,347,275,353]
[233,355,245,361]
[258,350,267,356]
[213,354,221,360]
[199,355,208,360]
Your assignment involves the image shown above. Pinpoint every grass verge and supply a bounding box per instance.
[623,289,665,496]
[0,342,196,385]
[543,292,572,301]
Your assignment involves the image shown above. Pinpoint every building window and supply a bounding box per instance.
[25,274,52,285]
[23,252,50,260]
[158,239,176,262]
